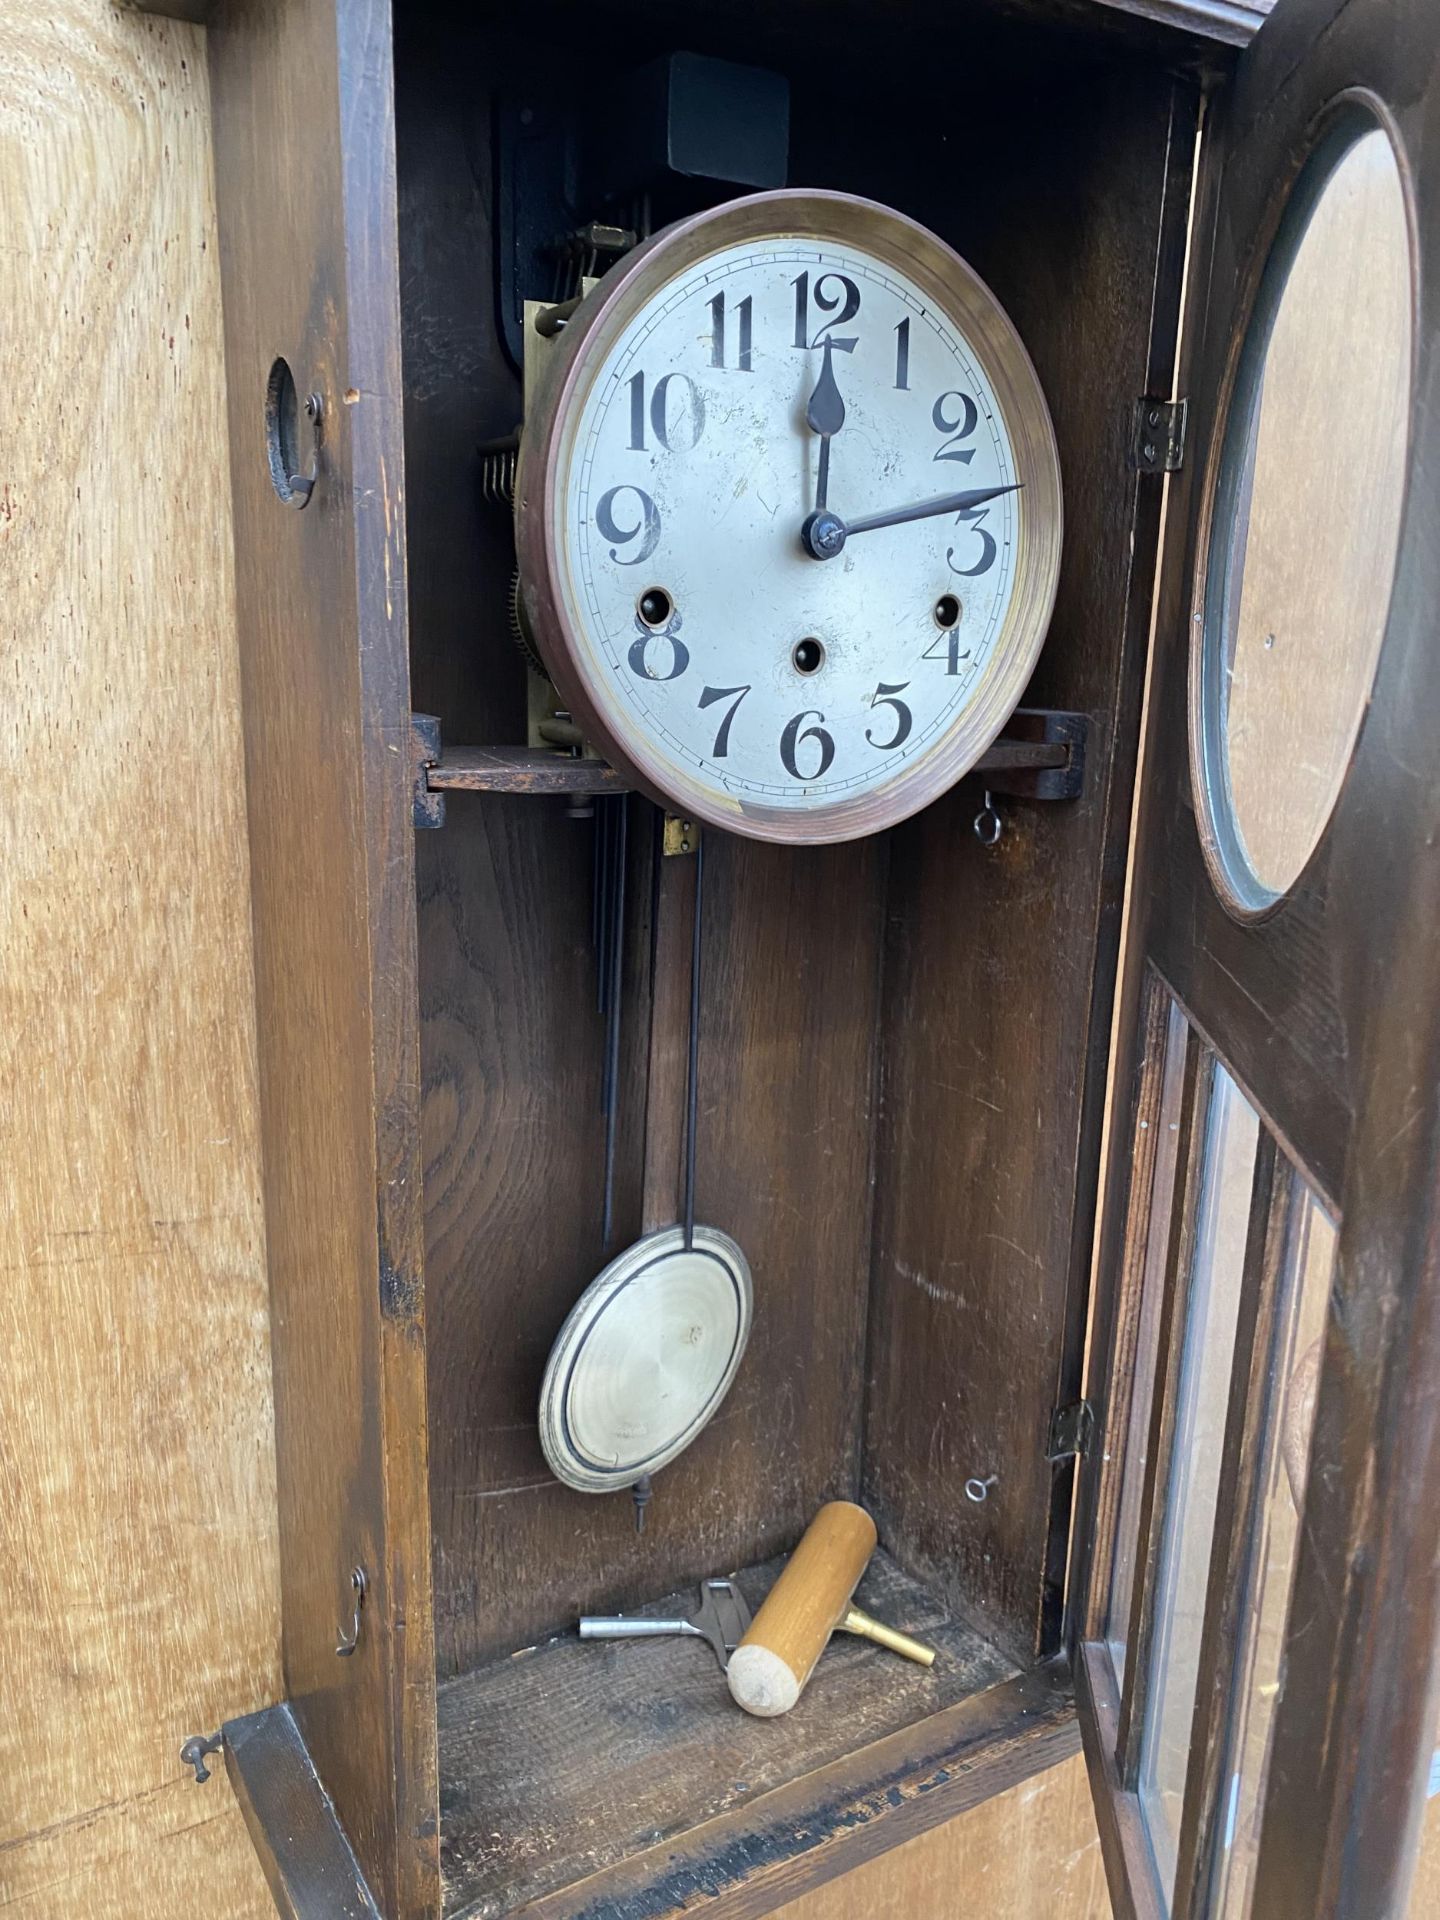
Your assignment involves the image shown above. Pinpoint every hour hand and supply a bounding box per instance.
[805,340,846,512]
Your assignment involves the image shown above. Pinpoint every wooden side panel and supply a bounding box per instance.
[205,0,438,1908]
[864,68,1191,1655]
[0,1,278,1913]
[772,1750,1110,1920]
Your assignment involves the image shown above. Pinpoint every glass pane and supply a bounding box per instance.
[1139,1065,1261,1903]
[1106,998,1190,1689]
[1199,120,1412,909]
[1212,1187,1336,1917]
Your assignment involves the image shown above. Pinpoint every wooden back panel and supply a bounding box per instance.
[860,59,1193,1659]
[207,0,437,1907]
[398,7,1185,1671]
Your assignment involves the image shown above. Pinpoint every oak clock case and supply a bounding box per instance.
[141,1,1298,1916]
[515,191,1064,844]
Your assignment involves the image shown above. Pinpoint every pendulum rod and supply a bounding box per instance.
[600,795,627,1247]
[641,821,700,1237]
[683,834,705,1252]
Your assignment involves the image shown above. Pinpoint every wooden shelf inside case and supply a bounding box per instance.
[411,709,1087,815]
[437,1550,1076,1920]
[427,745,629,795]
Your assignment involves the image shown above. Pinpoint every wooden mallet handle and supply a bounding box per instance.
[728,1501,932,1717]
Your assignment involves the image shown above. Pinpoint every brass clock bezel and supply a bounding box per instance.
[515,189,1064,845]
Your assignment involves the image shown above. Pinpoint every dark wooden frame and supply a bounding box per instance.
[1072,1,1440,1915]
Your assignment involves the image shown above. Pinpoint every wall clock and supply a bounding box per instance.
[516,188,1064,844]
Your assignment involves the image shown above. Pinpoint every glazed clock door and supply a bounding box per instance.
[1071,1,1440,1917]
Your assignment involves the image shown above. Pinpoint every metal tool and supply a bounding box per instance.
[578,1578,752,1672]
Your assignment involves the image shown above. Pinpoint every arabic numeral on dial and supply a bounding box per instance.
[947,504,998,577]
[627,622,690,682]
[932,390,979,464]
[791,271,860,351]
[698,683,751,757]
[595,485,661,566]
[626,371,706,452]
[708,292,753,371]
[894,317,910,391]
[924,629,972,675]
[865,681,912,751]
[779,709,835,781]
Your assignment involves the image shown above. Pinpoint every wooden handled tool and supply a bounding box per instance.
[727,1502,935,1717]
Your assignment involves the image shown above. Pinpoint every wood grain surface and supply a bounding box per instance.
[437,1550,1018,1919]
[772,1750,1110,1920]
[864,62,1190,1661]
[0,1,279,1913]
[202,0,443,1900]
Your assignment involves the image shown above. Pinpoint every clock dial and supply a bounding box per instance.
[518,192,1062,843]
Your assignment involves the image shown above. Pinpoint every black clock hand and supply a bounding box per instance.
[845,481,1023,537]
[800,480,1021,561]
[805,339,846,513]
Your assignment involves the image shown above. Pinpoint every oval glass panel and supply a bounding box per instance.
[1198,119,1412,909]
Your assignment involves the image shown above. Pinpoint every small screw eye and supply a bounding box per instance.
[974,792,1003,847]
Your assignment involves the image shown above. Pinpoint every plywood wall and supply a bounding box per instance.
[0,3,281,1914]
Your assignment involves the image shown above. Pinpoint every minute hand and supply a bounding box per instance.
[844,481,1023,538]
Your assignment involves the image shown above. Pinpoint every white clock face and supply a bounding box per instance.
[525,197,1062,841]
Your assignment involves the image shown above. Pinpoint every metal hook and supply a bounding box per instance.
[285,392,323,507]
[965,1474,999,1504]
[335,1565,367,1656]
[973,791,1002,847]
